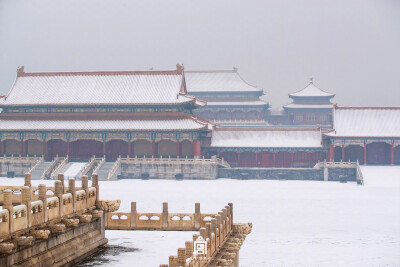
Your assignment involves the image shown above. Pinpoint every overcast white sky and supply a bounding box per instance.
[0,0,399,108]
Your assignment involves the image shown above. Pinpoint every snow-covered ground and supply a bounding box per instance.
[1,166,399,266]
[63,162,86,179]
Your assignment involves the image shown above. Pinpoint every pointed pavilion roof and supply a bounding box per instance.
[289,78,335,98]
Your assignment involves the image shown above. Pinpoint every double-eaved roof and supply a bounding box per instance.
[1,65,204,107]
[211,128,323,148]
[325,106,400,138]
[185,69,262,93]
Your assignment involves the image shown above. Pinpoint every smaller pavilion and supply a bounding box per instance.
[324,106,400,165]
[204,128,327,167]
[283,79,335,126]
[185,69,269,126]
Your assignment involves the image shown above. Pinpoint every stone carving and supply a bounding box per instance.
[0,243,14,254]
[79,214,92,223]
[63,218,79,228]
[91,210,104,218]
[233,222,252,235]
[50,223,66,234]
[96,200,121,212]
[31,230,50,240]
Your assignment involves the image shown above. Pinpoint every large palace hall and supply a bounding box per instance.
[0,65,399,167]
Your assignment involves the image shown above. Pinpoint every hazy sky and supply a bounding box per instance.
[1,0,399,108]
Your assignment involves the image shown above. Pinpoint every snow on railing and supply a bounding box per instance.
[107,156,121,181]
[120,156,230,168]
[92,156,106,174]
[0,155,42,162]
[50,155,69,179]
[28,156,44,174]
[41,156,60,180]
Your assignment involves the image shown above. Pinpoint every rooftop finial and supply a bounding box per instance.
[309,77,313,84]
[233,66,238,72]
[17,66,25,76]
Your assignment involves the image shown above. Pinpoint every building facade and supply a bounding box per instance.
[0,65,212,161]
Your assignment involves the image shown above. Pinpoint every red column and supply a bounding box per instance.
[229,111,232,120]
[0,140,2,156]
[128,140,132,157]
[341,145,345,162]
[176,141,181,157]
[237,152,241,167]
[391,143,394,165]
[308,152,312,167]
[255,152,259,167]
[66,139,70,157]
[152,140,158,158]
[363,143,367,165]
[42,140,46,157]
[219,152,223,159]
[290,152,294,167]
[329,145,334,162]
[193,140,201,158]
[20,139,24,156]
[273,152,276,167]
[102,140,106,156]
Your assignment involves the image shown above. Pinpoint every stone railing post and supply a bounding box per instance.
[58,173,65,193]
[228,203,233,223]
[3,189,14,233]
[216,214,221,248]
[24,173,31,187]
[169,256,178,267]
[177,248,186,267]
[21,186,32,227]
[193,234,199,244]
[194,203,200,229]
[185,241,193,259]
[82,175,89,210]
[54,180,63,218]
[91,174,99,202]
[206,222,211,240]
[68,179,76,213]
[162,202,168,229]
[199,227,206,239]
[38,184,48,222]
[130,202,137,228]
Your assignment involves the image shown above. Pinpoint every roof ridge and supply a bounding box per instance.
[335,106,400,110]
[289,80,334,97]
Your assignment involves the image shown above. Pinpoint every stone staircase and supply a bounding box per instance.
[96,162,115,181]
[58,162,74,175]
[30,162,52,180]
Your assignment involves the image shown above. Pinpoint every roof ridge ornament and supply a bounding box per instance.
[309,77,313,84]
[17,66,25,76]
[233,66,238,72]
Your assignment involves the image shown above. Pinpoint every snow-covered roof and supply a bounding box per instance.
[1,66,199,107]
[0,118,209,131]
[289,80,335,98]
[211,129,323,148]
[205,100,268,106]
[185,70,262,93]
[325,107,400,138]
[284,103,334,109]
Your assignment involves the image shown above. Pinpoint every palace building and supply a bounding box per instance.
[185,69,269,127]
[0,65,212,161]
[283,78,335,127]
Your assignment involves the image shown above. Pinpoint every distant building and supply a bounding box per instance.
[283,79,335,127]
[185,69,269,127]
[0,65,212,161]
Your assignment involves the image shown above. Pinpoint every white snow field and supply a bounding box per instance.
[1,166,399,266]
[63,162,86,179]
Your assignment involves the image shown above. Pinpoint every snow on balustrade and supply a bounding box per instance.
[75,190,87,213]
[12,205,28,232]
[46,197,59,221]
[30,200,44,227]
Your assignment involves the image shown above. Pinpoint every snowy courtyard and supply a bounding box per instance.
[1,166,399,266]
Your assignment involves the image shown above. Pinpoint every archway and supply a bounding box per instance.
[181,140,193,158]
[334,146,342,162]
[158,140,177,158]
[394,145,400,165]
[25,139,43,156]
[367,142,391,165]
[70,140,102,160]
[232,111,246,120]
[247,110,260,120]
[47,139,67,160]
[106,140,128,161]
[3,139,20,156]
[216,111,230,120]
[133,139,152,157]
[276,151,291,168]
[344,145,364,164]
